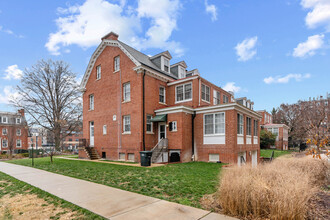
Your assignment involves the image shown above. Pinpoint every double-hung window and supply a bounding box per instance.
[2,128,7,135]
[254,120,258,136]
[146,115,153,133]
[2,116,7,123]
[237,114,244,135]
[114,56,120,72]
[201,84,210,102]
[213,91,220,105]
[123,82,130,102]
[2,139,8,148]
[96,65,101,80]
[89,94,94,110]
[223,95,229,103]
[17,129,21,136]
[123,115,131,133]
[163,58,170,72]
[159,87,165,103]
[246,117,251,136]
[176,83,192,102]
[204,113,225,135]
[16,139,21,148]
[16,118,21,124]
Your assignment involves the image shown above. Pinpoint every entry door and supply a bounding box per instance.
[158,122,166,142]
[90,121,94,147]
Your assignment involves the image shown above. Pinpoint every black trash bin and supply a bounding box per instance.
[140,151,152,166]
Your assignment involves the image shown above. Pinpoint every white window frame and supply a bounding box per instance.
[159,86,166,104]
[146,115,153,133]
[16,139,21,148]
[246,117,252,136]
[16,118,21,124]
[201,84,210,102]
[2,139,8,148]
[103,125,107,135]
[237,113,244,135]
[89,94,94,110]
[223,95,229,104]
[2,116,8,123]
[179,66,186,79]
[254,120,258,137]
[123,82,131,102]
[213,90,220,105]
[114,56,120,72]
[163,57,170,73]
[171,121,177,132]
[203,112,225,136]
[123,115,131,133]
[175,83,192,103]
[17,128,21,136]
[96,65,101,80]
[2,128,7,135]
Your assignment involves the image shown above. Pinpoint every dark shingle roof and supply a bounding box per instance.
[118,41,177,80]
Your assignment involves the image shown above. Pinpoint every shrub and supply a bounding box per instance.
[217,157,329,219]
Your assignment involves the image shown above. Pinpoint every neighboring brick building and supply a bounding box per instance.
[257,110,289,150]
[62,131,83,152]
[80,32,262,165]
[0,109,28,153]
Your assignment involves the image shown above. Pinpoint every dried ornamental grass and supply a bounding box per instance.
[217,157,328,220]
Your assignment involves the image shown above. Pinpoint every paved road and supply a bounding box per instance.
[0,162,236,220]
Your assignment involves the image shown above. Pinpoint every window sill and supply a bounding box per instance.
[96,78,101,81]
[88,109,94,111]
[122,132,131,135]
[122,100,131,104]
[113,69,120,74]
[146,132,154,135]
[246,135,252,138]
[204,134,225,137]
[170,130,177,132]
[202,99,210,104]
[159,102,167,105]
[237,134,244,137]
[175,99,192,104]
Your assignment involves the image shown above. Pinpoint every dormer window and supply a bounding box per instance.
[163,58,170,72]
[16,118,21,124]
[179,67,186,79]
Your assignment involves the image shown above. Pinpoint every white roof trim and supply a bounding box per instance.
[167,76,198,86]
[134,65,173,82]
[155,106,194,115]
[80,40,141,89]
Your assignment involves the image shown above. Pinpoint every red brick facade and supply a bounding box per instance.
[0,109,29,152]
[257,110,289,150]
[80,32,262,165]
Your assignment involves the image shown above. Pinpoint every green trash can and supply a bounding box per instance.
[140,151,152,166]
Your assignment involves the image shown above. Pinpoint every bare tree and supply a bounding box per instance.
[6,126,16,159]
[11,59,82,162]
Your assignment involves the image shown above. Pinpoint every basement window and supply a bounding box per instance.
[119,153,125,160]
[128,153,134,161]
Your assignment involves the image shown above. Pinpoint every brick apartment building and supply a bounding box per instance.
[257,110,289,150]
[79,32,262,165]
[0,109,28,153]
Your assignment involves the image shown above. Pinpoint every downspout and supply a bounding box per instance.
[192,111,196,161]
[142,69,146,151]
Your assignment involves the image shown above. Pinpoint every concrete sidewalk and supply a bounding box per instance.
[0,162,236,220]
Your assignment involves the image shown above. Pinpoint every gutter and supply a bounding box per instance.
[192,111,196,161]
[142,70,146,151]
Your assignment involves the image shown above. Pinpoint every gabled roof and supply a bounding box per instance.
[150,50,172,60]
[170,61,187,68]
[119,41,177,79]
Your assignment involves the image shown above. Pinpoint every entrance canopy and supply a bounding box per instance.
[151,114,167,122]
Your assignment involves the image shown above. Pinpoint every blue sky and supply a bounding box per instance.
[0,0,329,113]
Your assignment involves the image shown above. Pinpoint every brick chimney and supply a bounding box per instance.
[18,109,25,116]
[101,31,119,41]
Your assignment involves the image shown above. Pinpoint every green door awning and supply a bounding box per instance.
[151,114,167,122]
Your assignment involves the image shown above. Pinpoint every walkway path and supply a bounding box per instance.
[0,162,236,220]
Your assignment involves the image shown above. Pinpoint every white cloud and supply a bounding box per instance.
[301,0,330,31]
[3,65,23,80]
[234,36,258,61]
[0,25,24,38]
[205,0,217,21]
[0,86,20,104]
[263,73,311,84]
[223,82,241,93]
[46,0,183,56]
[292,34,324,57]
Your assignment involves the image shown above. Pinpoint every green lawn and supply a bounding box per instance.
[260,149,292,158]
[0,171,104,219]
[6,158,223,208]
